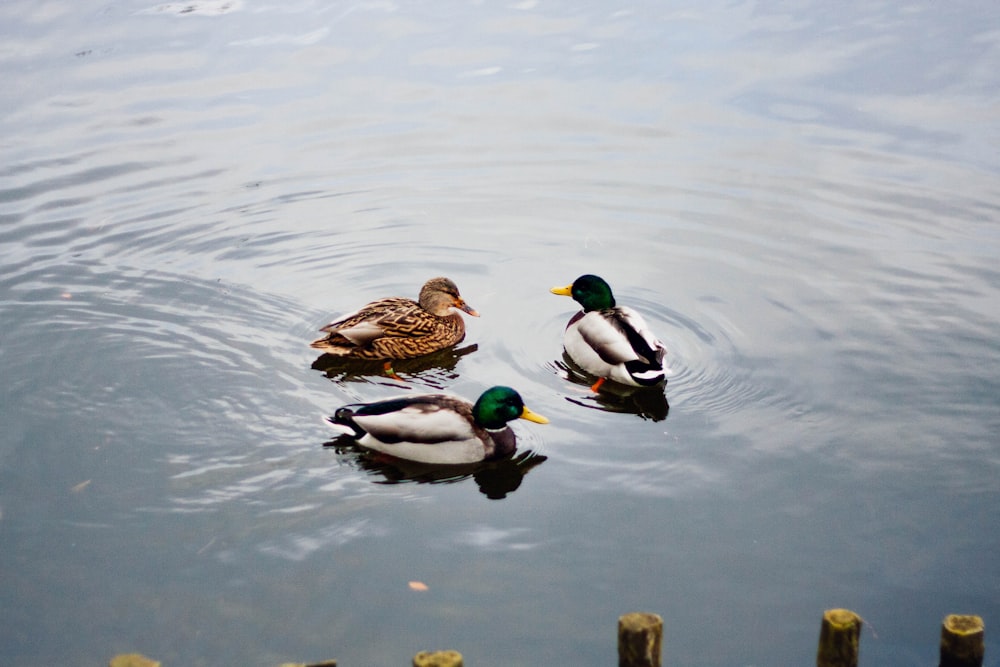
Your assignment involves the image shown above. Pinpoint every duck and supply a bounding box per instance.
[326,386,549,465]
[550,274,667,392]
[311,277,479,364]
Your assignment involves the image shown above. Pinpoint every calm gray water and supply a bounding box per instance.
[2,1,999,666]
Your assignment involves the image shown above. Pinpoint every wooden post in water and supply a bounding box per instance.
[109,655,161,667]
[412,650,463,667]
[939,614,985,667]
[618,612,663,667]
[816,608,862,667]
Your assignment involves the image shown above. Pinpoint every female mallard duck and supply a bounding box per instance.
[311,277,479,360]
[326,386,549,464]
[551,274,666,392]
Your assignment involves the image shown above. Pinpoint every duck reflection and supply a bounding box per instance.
[555,353,670,422]
[311,343,478,388]
[324,437,547,499]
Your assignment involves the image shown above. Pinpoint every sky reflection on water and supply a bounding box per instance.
[1,2,999,666]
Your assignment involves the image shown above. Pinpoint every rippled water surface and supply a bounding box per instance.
[3,2,1000,666]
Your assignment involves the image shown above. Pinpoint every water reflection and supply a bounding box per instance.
[311,343,479,389]
[323,437,546,499]
[553,354,670,422]
[3,0,998,665]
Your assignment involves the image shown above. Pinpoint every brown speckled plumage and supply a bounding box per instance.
[310,277,478,360]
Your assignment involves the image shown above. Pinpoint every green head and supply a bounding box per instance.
[550,274,615,312]
[472,386,549,430]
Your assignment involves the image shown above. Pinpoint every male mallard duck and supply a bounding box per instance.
[326,386,549,464]
[311,277,479,360]
[551,274,666,392]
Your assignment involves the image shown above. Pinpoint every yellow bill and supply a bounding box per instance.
[519,406,549,424]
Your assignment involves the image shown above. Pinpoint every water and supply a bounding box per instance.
[2,1,1000,665]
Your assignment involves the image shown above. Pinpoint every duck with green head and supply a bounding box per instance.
[551,274,667,392]
[326,386,549,464]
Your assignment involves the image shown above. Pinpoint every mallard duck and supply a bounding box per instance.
[326,386,549,464]
[311,277,479,361]
[550,274,666,392]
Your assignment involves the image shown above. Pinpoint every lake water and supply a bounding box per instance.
[2,1,999,666]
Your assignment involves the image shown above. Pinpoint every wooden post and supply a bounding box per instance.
[412,650,463,667]
[109,655,161,667]
[618,612,663,667]
[940,615,985,667]
[817,608,862,667]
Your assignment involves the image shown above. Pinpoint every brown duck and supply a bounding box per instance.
[311,277,479,360]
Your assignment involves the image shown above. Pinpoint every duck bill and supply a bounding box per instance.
[519,406,549,424]
[550,284,573,296]
[456,299,480,317]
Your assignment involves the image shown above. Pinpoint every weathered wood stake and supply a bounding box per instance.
[412,650,463,667]
[939,614,985,667]
[109,655,161,667]
[817,608,862,667]
[618,611,663,667]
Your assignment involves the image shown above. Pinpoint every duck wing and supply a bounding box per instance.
[317,297,421,344]
[612,306,666,366]
[574,308,663,367]
[334,395,477,444]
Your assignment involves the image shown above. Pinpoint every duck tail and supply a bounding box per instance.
[325,407,366,438]
[310,335,356,353]
[624,359,666,387]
